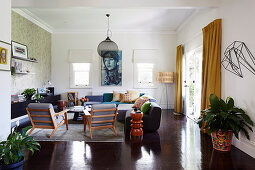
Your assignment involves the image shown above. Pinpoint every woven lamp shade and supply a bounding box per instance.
[157,72,174,83]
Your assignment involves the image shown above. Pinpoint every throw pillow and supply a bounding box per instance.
[127,90,140,102]
[132,97,149,109]
[141,102,151,114]
[112,91,121,102]
[120,93,133,103]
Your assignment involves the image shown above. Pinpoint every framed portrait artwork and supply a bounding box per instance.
[101,50,122,86]
[11,41,28,59]
[0,40,11,71]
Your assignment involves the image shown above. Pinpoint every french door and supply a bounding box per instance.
[183,47,202,121]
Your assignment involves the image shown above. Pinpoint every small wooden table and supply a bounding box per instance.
[130,111,143,136]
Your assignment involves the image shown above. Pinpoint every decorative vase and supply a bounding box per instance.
[0,157,24,170]
[211,130,233,151]
[81,102,86,107]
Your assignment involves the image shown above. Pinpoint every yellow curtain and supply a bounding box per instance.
[201,19,222,111]
[174,45,183,113]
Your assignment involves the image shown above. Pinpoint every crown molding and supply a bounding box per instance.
[54,30,176,35]
[12,8,54,33]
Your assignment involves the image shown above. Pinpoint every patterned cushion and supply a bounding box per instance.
[132,97,149,109]
[112,91,122,102]
[120,93,133,103]
[127,90,140,102]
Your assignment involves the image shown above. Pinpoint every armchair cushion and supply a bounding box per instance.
[91,104,116,126]
[27,103,55,126]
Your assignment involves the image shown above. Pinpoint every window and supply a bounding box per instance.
[137,63,154,84]
[70,63,91,88]
[133,49,158,88]
[134,63,156,88]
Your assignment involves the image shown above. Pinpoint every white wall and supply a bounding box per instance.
[0,0,11,140]
[177,0,255,158]
[52,32,176,108]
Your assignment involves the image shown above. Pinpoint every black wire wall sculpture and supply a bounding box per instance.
[221,41,255,78]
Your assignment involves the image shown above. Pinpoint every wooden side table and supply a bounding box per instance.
[130,111,143,136]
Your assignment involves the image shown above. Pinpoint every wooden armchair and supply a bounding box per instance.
[26,103,69,138]
[83,104,117,139]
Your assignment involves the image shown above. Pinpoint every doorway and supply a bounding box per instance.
[183,47,202,122]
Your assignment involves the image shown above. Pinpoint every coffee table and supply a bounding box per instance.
[68,106,86,121]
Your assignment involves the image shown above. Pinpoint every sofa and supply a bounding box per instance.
[124,102,162,132]
[85,93,145,105]
[85,93,157,121]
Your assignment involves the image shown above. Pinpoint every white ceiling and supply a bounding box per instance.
[14,8,196,33]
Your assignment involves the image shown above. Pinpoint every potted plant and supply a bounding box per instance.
[21,88,36,101]
[0,126,40,169]
[198,94,254,151]
[80,97,89,107]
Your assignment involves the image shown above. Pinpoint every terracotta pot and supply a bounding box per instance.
[211,130,233,151]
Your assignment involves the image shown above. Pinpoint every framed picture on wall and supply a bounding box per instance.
[101,50,122,86]
[11,41,28,59]
[0,40,11,71]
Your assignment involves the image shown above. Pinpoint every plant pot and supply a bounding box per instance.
[0,157,24,170]
[211,130,233,151]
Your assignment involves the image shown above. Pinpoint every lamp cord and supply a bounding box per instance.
[106,14,112,38]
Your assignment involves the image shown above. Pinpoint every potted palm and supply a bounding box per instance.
[0,126,40,169]
[198,94,254,151]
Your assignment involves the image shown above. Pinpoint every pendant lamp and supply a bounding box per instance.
[97,14,118,56]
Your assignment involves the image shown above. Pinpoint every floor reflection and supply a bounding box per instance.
[125,131,161,169]
[209,150,234,170]
[181,117,202,170]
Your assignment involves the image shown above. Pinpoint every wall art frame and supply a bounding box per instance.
[101,50,122,86]
[0,40,11,71]
[11,41,28,59]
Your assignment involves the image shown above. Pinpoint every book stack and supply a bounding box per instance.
[11,95,25,103]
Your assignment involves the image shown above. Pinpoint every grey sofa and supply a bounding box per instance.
[124,102,162,133]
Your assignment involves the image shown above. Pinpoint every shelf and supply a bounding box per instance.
[12,56,38,63]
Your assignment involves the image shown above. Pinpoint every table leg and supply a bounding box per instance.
[73,112,79,121]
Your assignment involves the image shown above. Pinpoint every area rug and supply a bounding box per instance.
[29,113,124,142]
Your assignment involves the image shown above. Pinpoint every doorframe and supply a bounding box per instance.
[183,46,202,122]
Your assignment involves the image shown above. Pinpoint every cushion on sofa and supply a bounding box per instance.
[120,93,133,103]
[103,93,113,102]
[132,97,149,109]
[112,91,122,102]
[127,90,140,102]
[141,102,151,114]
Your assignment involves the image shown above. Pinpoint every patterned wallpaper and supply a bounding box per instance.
[11,11,51,94]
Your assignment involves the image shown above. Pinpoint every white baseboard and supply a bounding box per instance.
[232,137,255,158]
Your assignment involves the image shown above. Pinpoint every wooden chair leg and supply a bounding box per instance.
[89,127,92,139]
[64,112,68,130]
[27,127,35,135]
[50,129,57,138]
[113,126,117,136]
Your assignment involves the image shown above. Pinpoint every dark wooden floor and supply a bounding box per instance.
[23,110,255,170]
